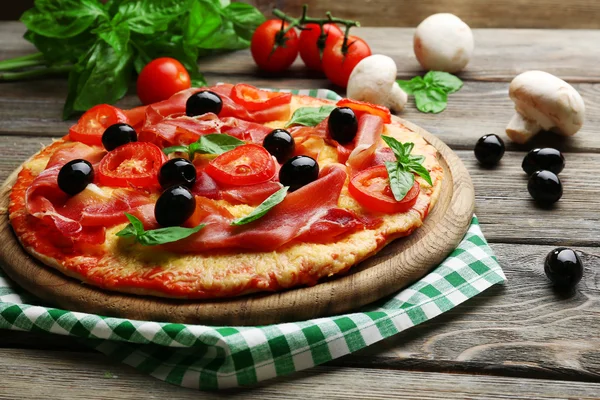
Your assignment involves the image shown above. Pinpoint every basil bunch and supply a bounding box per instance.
[8,0,265,119]
[397,71,463,113]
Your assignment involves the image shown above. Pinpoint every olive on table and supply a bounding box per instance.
[527,170,563,205]
[279,155,319,192]
[474,134,505,166]
[57,159,94,196]
[263,129,295,163]
[154,185,196,227]
[158,158,197,189]
[544,248,583,289]
[186,91,223,117]
[328,107,358,144]
[522,148,565,176]
[101,123,137,151]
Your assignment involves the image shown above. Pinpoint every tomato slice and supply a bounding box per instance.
[69,104,129,146]
[349,165,420,213]
[205,144,276,186]
[230,84,292,112]
[97,142,167,188]
[337,98,392,124]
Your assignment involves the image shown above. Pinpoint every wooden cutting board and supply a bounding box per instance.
[0,117,474,326]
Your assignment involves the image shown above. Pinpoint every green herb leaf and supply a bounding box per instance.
[192,133,245,156]
[21,0,106,39]
[396,76,426,95]
[222,2,266,42]
[125,212,145,235]
[384,161,415,201]
[163,145,190,155]
[24,30,95,65]
[381,135,406,160]
[424,71,463,94]
[94,22,130,54]
[116,213,205,246]
[114,0,190,35]
[285,105,336,128]
[407,161,433,186]
[231,186,289,226]
[414,87,448,114]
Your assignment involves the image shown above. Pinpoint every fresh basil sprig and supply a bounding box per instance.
[284,105,336,128]
[116,213,204,246]
[163,133,245,159]
[397,71,463,114]
[381,136,433,201]
[231,186,289,226]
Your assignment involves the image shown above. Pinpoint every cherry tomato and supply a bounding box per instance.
[251,20,299,73]
[231,84,292,112]
[337,98,392,124]
[137,57,191,105]
[322,36,372,88]
[299,23,343,71]
[69,104,129,147]
[206,144,276,186]
[349,165,420,213]
[97,142,167,188]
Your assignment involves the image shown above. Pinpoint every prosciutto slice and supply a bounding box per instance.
[190,170,282,206]
[346,114,385,173]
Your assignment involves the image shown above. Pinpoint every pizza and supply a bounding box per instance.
[8,83,443,299]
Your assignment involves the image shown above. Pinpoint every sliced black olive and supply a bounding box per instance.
[57,159,94,196]
[527,170,562,205]
[263,129,295,163]
[474,134,505,166]
[159,158,197,189]
[186,91,223,117]
[328,107,358,144]
[279,155,319,192]
[544,247,583,289]
[102,123,137,151]
[154,185,196,227]
[522,148,565,176]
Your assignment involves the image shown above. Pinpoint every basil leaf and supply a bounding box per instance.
[95,22,130,54]
[114,0,190,35]
[414,87,448,114]
[24,30,95,64]
[402,142,415,159]
[424,71,463,94]
[409,154,426,165]
[137,224,205,246]
[21,0,106,39]
[115,224,138,238]
[163,145,189,155]
[407,162,433,186]
[385,162,415,201]
[184,0,222,47]
[285,105,336,128]
[222,2,265,41]
[192,133,245,156]
[396,76,426,95]
[381,135,407,160]
[231,186,289,226]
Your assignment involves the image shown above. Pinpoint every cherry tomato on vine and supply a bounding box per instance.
[299,23,343,71]
[322,35,372,87]
[137,58,191,105]
[251,20,299,73]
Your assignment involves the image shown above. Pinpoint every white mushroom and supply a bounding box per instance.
[506,71,585,144]
[347,54,407,113]
[413,13,474,73]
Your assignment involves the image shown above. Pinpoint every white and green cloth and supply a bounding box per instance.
[0,90,505,390]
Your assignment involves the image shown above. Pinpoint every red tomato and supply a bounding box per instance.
[231,84,292,112]
[337,98,392,124]
[69,104,129,146]
[322,36,371,88]
[206,144,276,186]
[97,142,167,188]
[137,58,191,105]
[349,165,420,213]
[251,20,299,73]
[299,23,343,71]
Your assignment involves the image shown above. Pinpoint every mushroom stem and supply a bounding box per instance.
[388,82,408,112]
[506,112,543,144]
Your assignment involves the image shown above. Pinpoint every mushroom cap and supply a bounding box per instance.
[347,54,397,103]
[509,70,585,136]
[413,13,474,73]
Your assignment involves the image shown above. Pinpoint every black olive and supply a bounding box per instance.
[186,91,223,117]
[263,129,295,163]
[279,155,319,192]
[528,170,563,205]
[328,107,358,144]
[154,185,196,227]
[522,148,565,176]
[544,248,583,289]
[474,134,505,166]
[102,123,137,151]
[159,158,197,189]
[57,159,94,196]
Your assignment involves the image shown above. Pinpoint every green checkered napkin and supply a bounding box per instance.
[0,89,505,390]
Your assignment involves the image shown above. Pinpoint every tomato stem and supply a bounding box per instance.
[272,5,359,42]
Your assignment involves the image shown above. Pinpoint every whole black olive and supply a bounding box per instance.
[544,248,583,289]
[328,107,358,144]
[158,158,197,189]
[57,159,94,196]
[522,148,565,176]
[154,185,196,227]
[186,91,223,117]
[279,155,319,192]
[528,170,563,205]
[263,129,295,163]
[474,134,505,166]
[102,123,137,151]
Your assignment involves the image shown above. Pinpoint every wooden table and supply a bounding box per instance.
[1,21,600,399]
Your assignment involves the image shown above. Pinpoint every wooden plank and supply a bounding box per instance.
[2,348,600,399]
[2,22,600,82]
[253,0,600,29]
